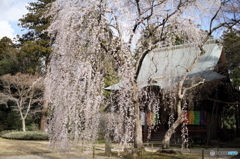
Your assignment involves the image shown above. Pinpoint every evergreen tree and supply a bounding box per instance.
[17,41,46,74]
[0,37,18,75]
[18,0,54,74]
[222,29,240,89]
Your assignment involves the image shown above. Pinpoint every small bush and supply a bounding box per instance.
[1,131,49,140]
[0,130,18,137]
[26,124,39,131]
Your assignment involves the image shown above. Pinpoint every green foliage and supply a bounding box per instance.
[0,59,17,75]
[173,35,187,45]
[3,111,22,131]
[222,28,240,89]
[19,0,53,32]
[0,35,50,75]
[0,108,41,132]
[17,41,48,74]
[0,37,18,75]
[17,0,54,74]
[223,105,236,130]
[0,73,43,132]
[0,130,18,137]
[0,37,15,57]
[103,60,120,98]
[0,107,40,131]
[26,123,40,131]
[1,131,49,140]
[98,151,199,159]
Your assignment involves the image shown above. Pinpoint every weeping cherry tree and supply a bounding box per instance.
[44,0,240,150]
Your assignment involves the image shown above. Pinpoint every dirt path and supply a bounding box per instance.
[1,138,239,159]
[144,145,240,159]
[0,138,117,159]
[0,153,117,159]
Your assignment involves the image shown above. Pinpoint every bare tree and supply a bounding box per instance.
[0,73,43,132]
[45,0,240,151]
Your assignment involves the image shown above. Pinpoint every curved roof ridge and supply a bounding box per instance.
[153,39,221,52]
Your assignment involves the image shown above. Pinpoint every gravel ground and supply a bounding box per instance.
[0,151,118,159]
[1,143,239,159]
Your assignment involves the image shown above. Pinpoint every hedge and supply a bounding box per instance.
[1,131,49,140]
[0,130,18,137]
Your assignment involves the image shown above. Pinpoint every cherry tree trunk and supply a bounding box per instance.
[162,99,184,149]
[134,102,143,148]
[40,115,47,132]
[105,136,112,156]
[161,118,182,149]
[133,82,143,149]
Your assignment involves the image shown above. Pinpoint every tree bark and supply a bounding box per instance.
[40,99,48,132]
[105,136,112,157]
[162,117,183,149]
[133,82,143,149]
[40,113,47,132]
[22,118,26,132]
[162,99,184,149]
[134,103,143,148]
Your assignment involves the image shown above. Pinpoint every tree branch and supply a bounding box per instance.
[182,79,205,96]
[135,0,141,16]
[208,97,240,105]
[208,3,222,35]
[128,0,155,48]
[134,45,158,80]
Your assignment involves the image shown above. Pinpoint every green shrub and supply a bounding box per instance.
[26,124,39,131]
[0,130,18,137]
[4,111,22,130]
[1,131,49,140]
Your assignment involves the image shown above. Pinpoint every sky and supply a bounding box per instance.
[0,0,35,40]
[0,0,228,41]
